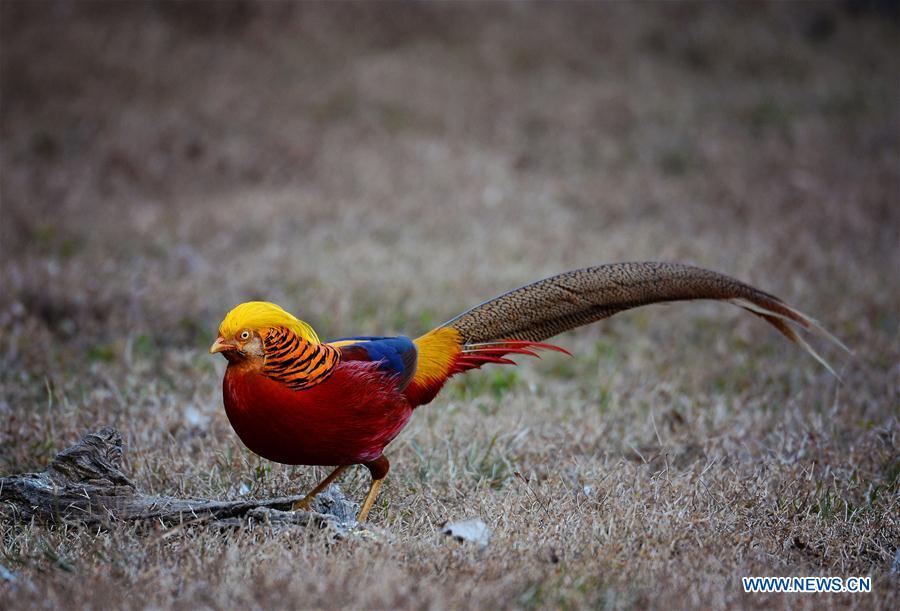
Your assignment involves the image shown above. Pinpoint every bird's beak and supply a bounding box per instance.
[209,337,236,355]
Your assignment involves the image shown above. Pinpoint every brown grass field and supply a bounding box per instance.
[1,2,898,609]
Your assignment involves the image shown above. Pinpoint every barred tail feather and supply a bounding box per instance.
[406,262,846,407]
[728,297,849,380]
[441,261,846,377]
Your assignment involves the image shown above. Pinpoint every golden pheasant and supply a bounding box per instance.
[210,262,844,522]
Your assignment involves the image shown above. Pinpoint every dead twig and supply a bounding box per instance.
[0,428,354,535]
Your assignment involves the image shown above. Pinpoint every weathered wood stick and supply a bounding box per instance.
[0,428,356,530]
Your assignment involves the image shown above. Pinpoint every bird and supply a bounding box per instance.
[209,261,845,523]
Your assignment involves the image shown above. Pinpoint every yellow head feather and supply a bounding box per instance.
[218,301,321,343]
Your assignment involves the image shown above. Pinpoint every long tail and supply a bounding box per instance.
[404,262,847,406]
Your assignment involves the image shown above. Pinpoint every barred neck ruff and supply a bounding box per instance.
[261,327,340,391]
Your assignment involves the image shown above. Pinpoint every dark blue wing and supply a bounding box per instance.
[332,336,418,390]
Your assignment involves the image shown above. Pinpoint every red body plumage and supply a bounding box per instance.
[223,360,413,466]
[221,332,566,466]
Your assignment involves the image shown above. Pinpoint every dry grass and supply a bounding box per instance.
[1,2,898,609]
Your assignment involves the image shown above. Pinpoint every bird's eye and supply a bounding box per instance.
[240,330,250,340]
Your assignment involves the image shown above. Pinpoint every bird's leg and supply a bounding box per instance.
[291,465,348,511]
[356,455,390,523]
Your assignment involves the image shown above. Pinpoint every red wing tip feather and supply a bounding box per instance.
[453,355,518,371]
[529,341,574,357]
[463,340,574,357]
[452,340,573,375]
[462,347,542,358]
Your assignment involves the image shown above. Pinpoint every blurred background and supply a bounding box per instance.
[1,2,898,607]
[2,0,898,456]
[3,0,899,446]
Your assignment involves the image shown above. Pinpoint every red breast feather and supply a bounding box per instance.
[223,360,412,466]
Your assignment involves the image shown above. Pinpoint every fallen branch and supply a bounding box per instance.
[0,428,357,534]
